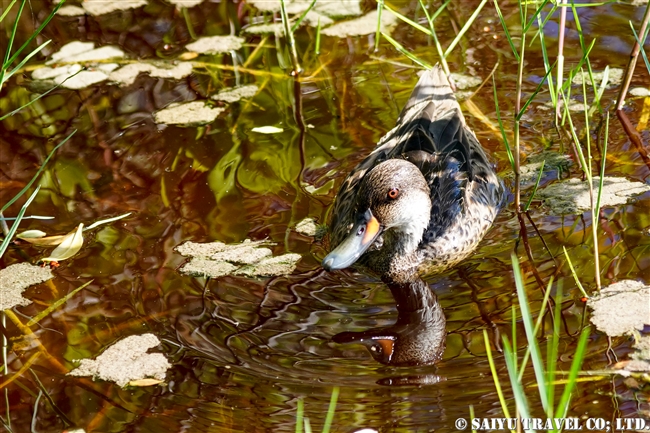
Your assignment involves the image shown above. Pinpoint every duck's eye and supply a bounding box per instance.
[387,188,400,200]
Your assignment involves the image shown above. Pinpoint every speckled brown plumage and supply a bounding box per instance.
[325,66,505,284]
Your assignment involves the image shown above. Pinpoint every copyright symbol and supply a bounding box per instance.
[455,418,468,430]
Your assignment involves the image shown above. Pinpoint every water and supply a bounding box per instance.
[1,1,649,431]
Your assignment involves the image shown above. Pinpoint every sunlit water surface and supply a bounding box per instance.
[1,1,649,432]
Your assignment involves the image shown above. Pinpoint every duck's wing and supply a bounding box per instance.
[385,66,498,186]
[382,66,472,177]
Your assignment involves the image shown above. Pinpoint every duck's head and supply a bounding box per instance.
[323,159,431,271]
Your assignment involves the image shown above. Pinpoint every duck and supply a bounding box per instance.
[322,65,505,284]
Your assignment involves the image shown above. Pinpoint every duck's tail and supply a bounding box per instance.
[397,65,459,125]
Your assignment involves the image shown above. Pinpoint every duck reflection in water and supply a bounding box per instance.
[333,278,445,367]
[323,66,505,366]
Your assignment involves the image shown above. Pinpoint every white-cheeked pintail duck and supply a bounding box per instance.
[322,65,505,284]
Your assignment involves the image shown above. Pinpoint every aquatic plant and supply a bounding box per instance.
[484,256,590,430]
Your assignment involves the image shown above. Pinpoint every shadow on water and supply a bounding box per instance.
[1,0,650,431]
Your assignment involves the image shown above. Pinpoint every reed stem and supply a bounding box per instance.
[616,1,650,110]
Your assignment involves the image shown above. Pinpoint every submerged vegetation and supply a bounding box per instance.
[0,0,649,431]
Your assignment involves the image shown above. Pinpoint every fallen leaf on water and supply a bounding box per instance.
[251,126,283,134]
[128,378,164,387]
[85,212,132,230]
[41,223,84,263]
[16,230,47,239]
[18,233,67,246]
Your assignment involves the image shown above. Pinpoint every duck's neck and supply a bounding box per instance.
[377,224,426,284]
[386,223,424,256]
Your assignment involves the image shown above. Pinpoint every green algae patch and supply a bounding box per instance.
[185,35,245,54]
[248,0,361,17]
[321,10,397,37]
[537,176,650,215]
[153,101,226,126]
[0,263,53,310]
[57,0,147,16]
[176,240,301,278]
[295,217,327,239]
[509,151,573,185]
[588,280,650,337]
[110,62,193,86]
[211,84,259,103]
[68,334,170,387]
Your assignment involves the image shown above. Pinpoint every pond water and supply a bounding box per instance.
[1,0,649,432]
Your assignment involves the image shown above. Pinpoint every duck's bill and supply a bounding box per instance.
[322,209,382,271]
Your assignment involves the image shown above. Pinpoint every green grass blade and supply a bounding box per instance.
[443,0,488,58]
[511,304,517,373]
[554,326,590,418]
[523,0,551,33]
[4,40,51,82]
[483,329,513,420]
[429,0,451,22]
[0,68,83,121]
[291,0,317,33]
[3,0,64,71]
[469,405,477,433]
[295,398,304,433]
[0,0,19,23]
[596,113,608,219]
[562,94,589,174]
[593,65,609,109]
[374,0,384,51]
[418,0,448,75]
[562,246,589,298]
[1,130,75,214]
[517,276,554,382]
[516,59,557,121]
[558,38,596,96]
[535,12,556,108]
[546,281,563,418]
[523,160,545,212]
[512,253,549,412]
[492,75,514,170]
[493,0,519,62]
[385,4,432,36]
[381,32,432,69]
[0,0,27,91]
[181,7,198,40]
[315,17,321,55]
[502,335,533,421]
[26,280,93,326]
[0,186,41,258]
[631,22,650,75]
[321,387,339,433]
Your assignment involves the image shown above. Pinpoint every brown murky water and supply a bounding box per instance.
[1,1,649,432]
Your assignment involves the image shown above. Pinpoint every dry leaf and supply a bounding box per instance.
[251,126,283,134]
[20,234,67,246]
[16,230,47,239]
[128,378,164,387]
[41,223,84,262]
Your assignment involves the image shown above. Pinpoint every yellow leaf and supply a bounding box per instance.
[41,223,84,262]
[128,378,163,387]
[20,234,67,246]
[16,230,47,239]
[251,126,283,134]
